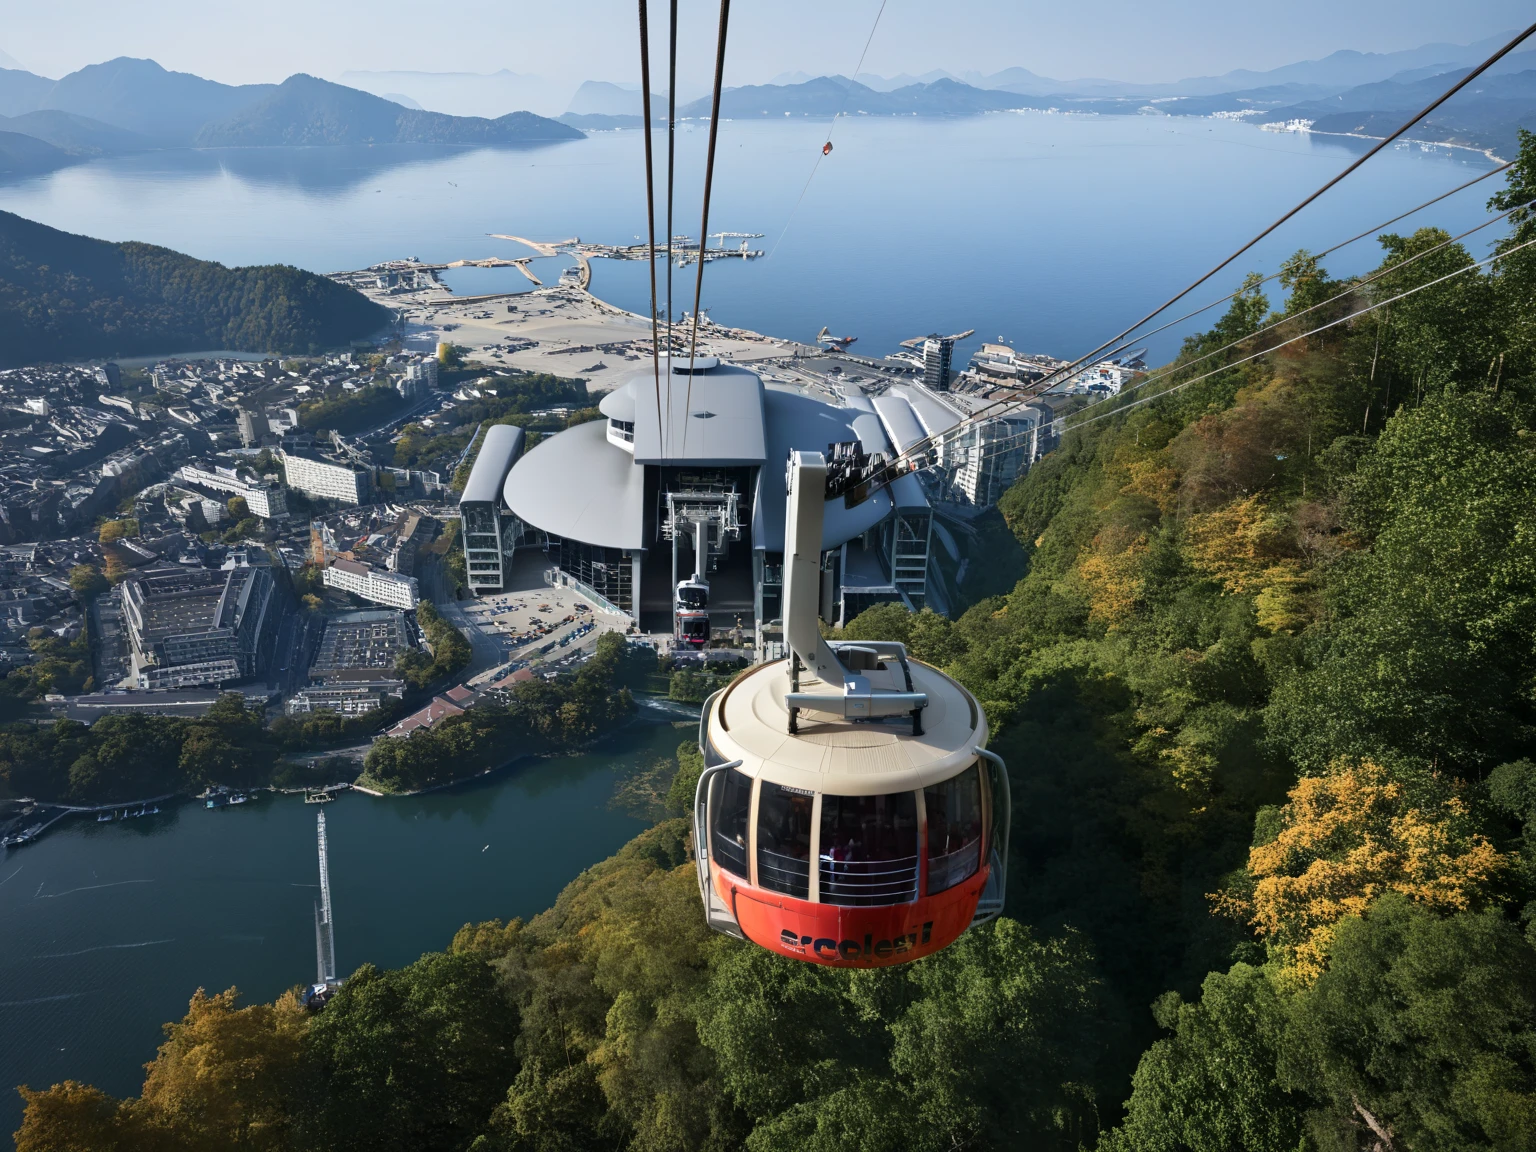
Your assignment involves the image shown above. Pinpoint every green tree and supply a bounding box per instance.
[68,563,109,599]
[1267,391,1536,776]
[1281,895,1536,1151]
[296,953,519,1152]
[1101,963,1305,1152]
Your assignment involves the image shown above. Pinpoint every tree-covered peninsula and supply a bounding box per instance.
[0,211,390,367]
[16,131,1536,1152]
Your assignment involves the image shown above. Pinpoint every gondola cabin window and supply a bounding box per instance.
[925,764,984,894]
[711,768,752,878]
[819,791,919,906]
[757,781,814,898]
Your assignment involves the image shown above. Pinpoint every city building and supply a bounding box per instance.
[322,557,419,609]
[922,336,955,391]
[398,358,438,398]
[492,357,954,642]
[119,565,278,688]
[281,450,371,505]
[175,464,288,520]
[458,425,527,594]
[289,608,412,715]
[236,408,269,447]
[385,684,479,738]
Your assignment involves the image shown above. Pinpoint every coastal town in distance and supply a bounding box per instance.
[0,239,1139,850]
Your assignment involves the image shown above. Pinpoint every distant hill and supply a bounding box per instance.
[1255,67,1536,156]
[0,130,69,177]
[36,57,276,144]
[0,66,55,117]
[566,80,665,119]
[338,68,572,119]
[677,76,1031,119]
[194,74,581,146]
[0,211,391,367]
[0,109,149,155]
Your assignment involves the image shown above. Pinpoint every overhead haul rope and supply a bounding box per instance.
[680,0,732,454]
[866,199,1524,497]
[1030,158,1516,390]
[1017,19,1536,399]
[1035,200,1522,415]
[1048,233,1536,440]
[637,0,664,452]
[665,0,678,440]
[767,0,890,261]
[897,230,1536,487]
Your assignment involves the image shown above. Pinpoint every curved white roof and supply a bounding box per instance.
[598,383,637,422]
[708,658,988,795]
[503,418,645,549]
[459,424,525,505]
[754,387,892,552]
[502,367,926,556]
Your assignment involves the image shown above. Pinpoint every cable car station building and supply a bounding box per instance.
[458,358,948,643]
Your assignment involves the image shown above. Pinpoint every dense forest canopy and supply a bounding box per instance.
[0,211,389,367]
[17,133,1536,1152]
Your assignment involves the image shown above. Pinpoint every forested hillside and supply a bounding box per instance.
[0,211,389,367]
[17,136,1536,1152]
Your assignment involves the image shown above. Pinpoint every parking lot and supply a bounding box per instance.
[459,581,631,686]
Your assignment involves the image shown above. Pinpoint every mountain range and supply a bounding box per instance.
[0,34,1531,178]
[0,57,581,177]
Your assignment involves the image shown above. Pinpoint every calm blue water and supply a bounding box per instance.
[0,720,690,1145]
[0,116,1506,366]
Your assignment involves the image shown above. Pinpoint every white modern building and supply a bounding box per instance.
[490,357,952,636]
[399,358,438,398]
[281,451,371,505]
[458,425,527,594]
[322,558,420,609]
[175,464,288,520]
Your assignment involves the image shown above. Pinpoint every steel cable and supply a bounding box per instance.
[681,0,732,454]
[637,0,664,452]
[1019,19,1536,398]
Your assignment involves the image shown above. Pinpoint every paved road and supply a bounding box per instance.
[269,599,322,697]
[419,554,505,680]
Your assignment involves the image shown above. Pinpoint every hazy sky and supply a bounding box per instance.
[2,0,1530,87]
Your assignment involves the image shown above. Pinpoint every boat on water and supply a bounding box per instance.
[97,812,113,822]
[304,791,335,804]
[227,793,249,806]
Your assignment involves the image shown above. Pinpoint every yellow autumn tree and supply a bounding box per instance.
[1213,760,1506,981]
[1182,494,1312,632]
[138,986,309,1148]
[16,987,310,1152]
[1076,535,1147,630]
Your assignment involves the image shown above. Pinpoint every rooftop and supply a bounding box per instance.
[460,424,526,505]
[626,358,767,466]
[708,656,987,797]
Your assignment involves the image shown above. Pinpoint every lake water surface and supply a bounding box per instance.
[0,115,1506,366]
[0,719,689,1143]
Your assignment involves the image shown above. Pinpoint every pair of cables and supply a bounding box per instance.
[844,20,1536,507]
[637,0,733,456]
